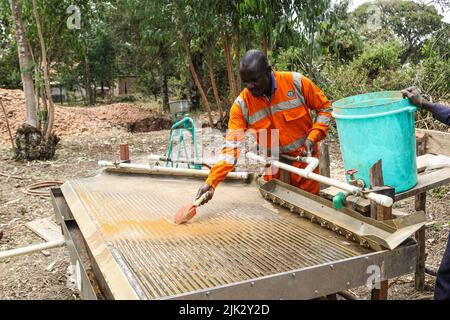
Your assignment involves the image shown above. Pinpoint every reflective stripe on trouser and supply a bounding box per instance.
[263,154,321,195]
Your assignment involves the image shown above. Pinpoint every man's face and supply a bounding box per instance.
[240,65,271,97]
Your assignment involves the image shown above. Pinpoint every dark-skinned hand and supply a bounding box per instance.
[195,183,214,205]
[305,139,314,156]
[401,86,425,108]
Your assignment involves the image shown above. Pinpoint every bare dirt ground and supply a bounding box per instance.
[0,89,448,300]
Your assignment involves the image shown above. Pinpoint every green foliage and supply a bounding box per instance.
[380,0,443,62]
[317,0,363,62]
[0,46,21,88]
[1,0,447,128]
[419,27,450,100]
[273,47,307,73]
[434,223,442,232]
[87,31,118,88]
[0,2,20,88]
[110,95,137,103]
[321,60,370,100]
[321,40,417,100]
[353,40,402,80]
[431,186,449,199]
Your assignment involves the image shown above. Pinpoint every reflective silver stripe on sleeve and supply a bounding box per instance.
[235,96,249,124]
[320,107,333,113]
[316,115,332,125]
[219,154,237,166]
[292,72,306,106]
[279,135,307,153]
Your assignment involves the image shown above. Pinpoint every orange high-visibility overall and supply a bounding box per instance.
[206,71,332,195]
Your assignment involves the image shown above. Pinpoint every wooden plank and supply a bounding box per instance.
[319,186,371,214]
[415,194,427,291]
[416,131,427,157]
[369,160,393,300]
[369,160,385,220]
[416,129,450,155]
[414,131,427,291]
[280,168,291,184]
[371,280,389,300]
[392,209,410,218]
[319,141,330,190]
[320,162,450,214]
[26,218,64,242]
[415,227,426,291]
[395,167,450,201]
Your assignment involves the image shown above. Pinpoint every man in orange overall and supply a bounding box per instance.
[196,49,333,204]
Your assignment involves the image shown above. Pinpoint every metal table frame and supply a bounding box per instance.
[51,186,417,300]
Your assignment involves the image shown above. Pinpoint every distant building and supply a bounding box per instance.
[51,86,67,103]
[50,82,85,103]
[113,76,137,96]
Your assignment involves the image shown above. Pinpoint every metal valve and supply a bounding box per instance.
[346,169,358,186]
[345,169,365,189]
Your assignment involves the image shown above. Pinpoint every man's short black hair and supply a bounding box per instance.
[240,49,269,73]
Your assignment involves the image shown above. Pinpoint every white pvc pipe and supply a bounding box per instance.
[246,152,393,207]
[148,154,163,161]
[147,154,213,167]
[98,161,249,180]
[0,239,66,260]
[300,156,320,174]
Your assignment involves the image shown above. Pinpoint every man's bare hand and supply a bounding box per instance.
[298,139,314,157]
[305,139,314,157]
[195,183,214,205]
[401,86,424,108]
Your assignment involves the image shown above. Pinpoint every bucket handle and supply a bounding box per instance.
[332,106,417,120]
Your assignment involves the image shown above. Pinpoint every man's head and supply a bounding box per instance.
[239,49,272,97]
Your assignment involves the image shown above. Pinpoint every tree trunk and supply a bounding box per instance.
[0,99,16,152]
[161,72,169,112]
[176,3,214,127]
[84,46,93,105]
[10,0,37,128]
[206,56,223,120]
[223,33,237,100]
[40,87,47,132]
[32,0,55,141]
[26,38,42,130]
[182,36,213,126]
[235,30,242,94]
[262,31,268,56]
[159,43,170,112]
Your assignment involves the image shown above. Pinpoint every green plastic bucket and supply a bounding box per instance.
[332,91,417,193]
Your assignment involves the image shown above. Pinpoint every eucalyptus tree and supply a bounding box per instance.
[9,0,37,127]
[173,0,214,127]
[238,0,288,56]
[283,0,331,79]
[317,0,363,63]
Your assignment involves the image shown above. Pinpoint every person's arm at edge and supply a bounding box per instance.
[422,101,450,126]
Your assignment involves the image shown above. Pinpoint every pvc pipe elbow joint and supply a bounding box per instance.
[303,157,319,174]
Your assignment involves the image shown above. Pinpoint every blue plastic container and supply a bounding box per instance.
[332,91,417,193]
